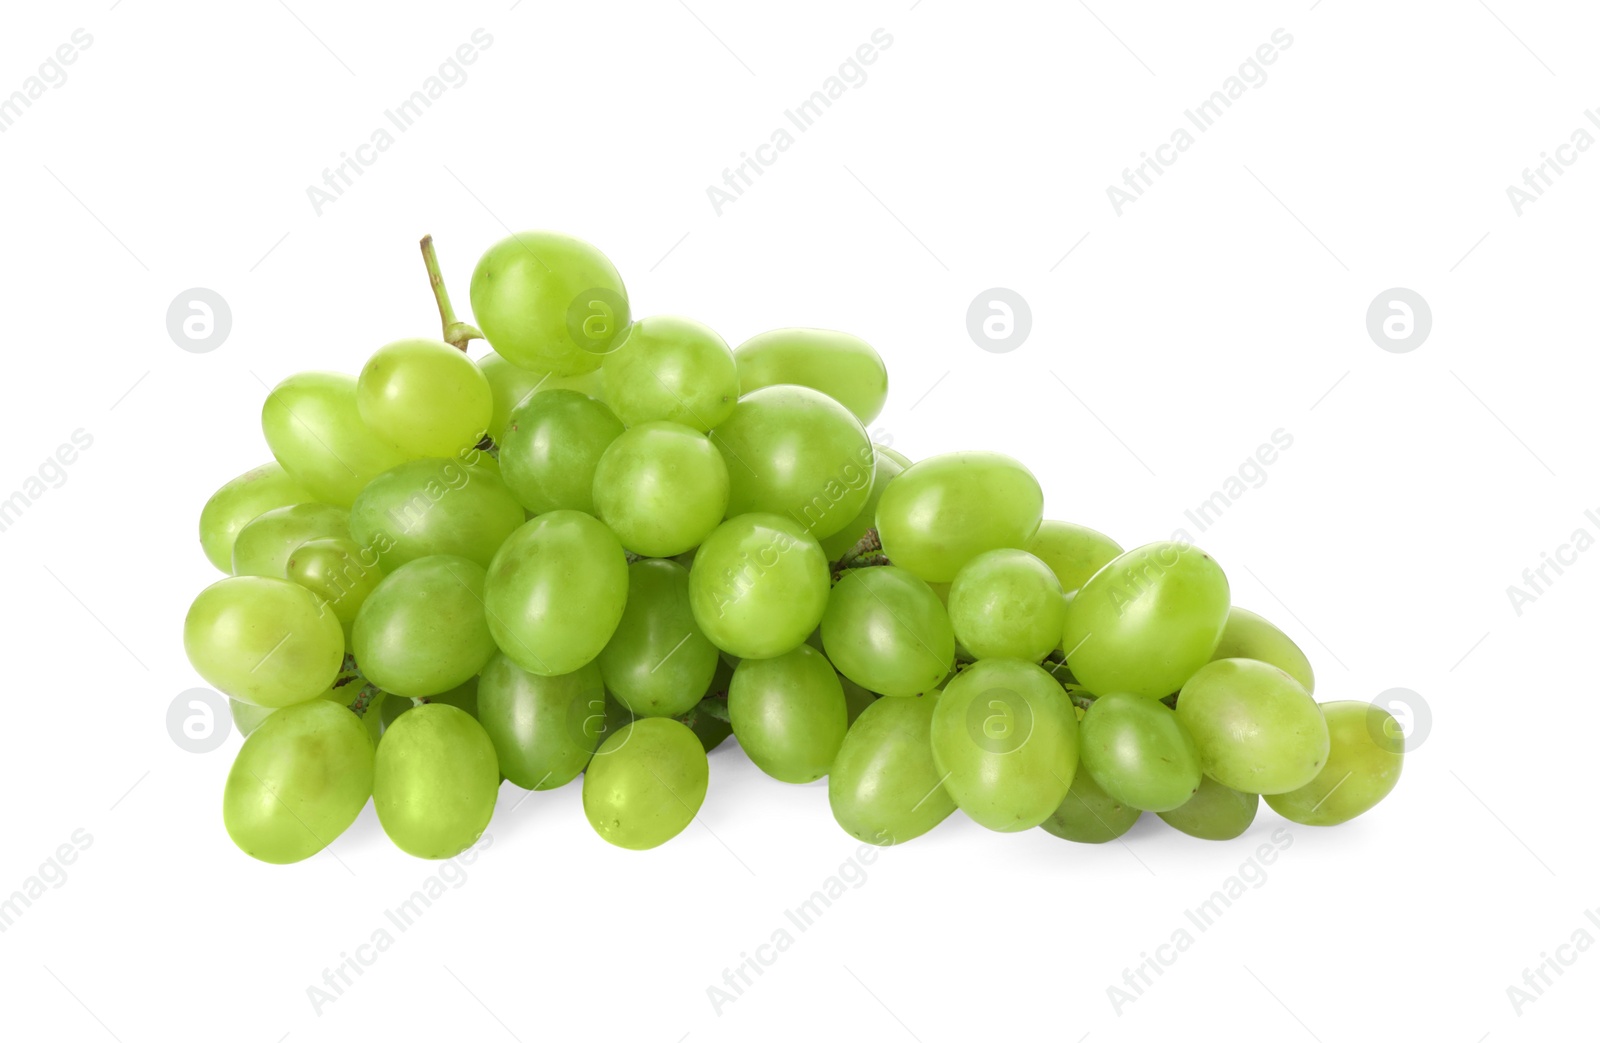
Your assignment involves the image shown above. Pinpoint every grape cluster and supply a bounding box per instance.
[186,231,1404,864]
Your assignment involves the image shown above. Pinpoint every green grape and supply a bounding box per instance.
[876,452,1043,582]
[1176,658,1329,794]
[1211,606,1315,694]
[1025,520,1123,594]
[352,556,496,698]
[947,549,1066,662]
[1158,775,1259,840]
[484,510,629,676]
[818,446,905,561]
[231,503,350,578]
[223,699,373,864]
[592,423,730,557]
[821,566,953,697]
[261,371,406,508]
[1040,767,1141,843]
[285,536,384,640]
[583,717,708,850]
[357,338,493,457]
[229,687,355,737]
[498,389,623,514]
[687,513,830,659]
[1064,542,1230,698]
[711,385,874,540]
[476,654,605,790]
[184,576,344,708]
[828,693,954,845]
[374,704,499,859]
[602,315,739,431]
[469,230,630,376]
[930,659,1078,831]
[348,455,524,571]
[728,646,848,783]
[840,673,877,725]
[199,462,314,572]
[477,350,604,443]
[1079,692,1202,812]
[1265,702,1404,825]
[733,328,889,424]
[597,559,719,717]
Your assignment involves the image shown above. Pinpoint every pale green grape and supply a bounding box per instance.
[818,446,905,561]
[711,385,873,540]
[498,389,623,514]
[729,645,848,783]
[374,704,499,859]
[223,699,373,863]
[348,455,524,570]
[603,315,739,431]
[687,513,830,659]
[947,549,1065,662]
[1158,775,1258,840]
[1211,606,1315,693]
[597,559,719,717]
[184,576,344,708]
[357,338,493,457]
[583,717,708,850]
[470,231,629,376]
[1040,767,1141,844]
[285,536,384,640]
[821,566,953,697]
[231,503,350,578]
[1265,702,1404,825]
[1176,658,1329,794]
[591,422,729,557]
[1063,542,1230,698]
[484,511,629,676]
[1079,692,1202,812]
[733,328,889,424]
[929,659,1078,831]
[261,371,406,508]
[876,452,1043,582]
[1025,520,1123,594]
[828,692,954,845]
[352,556,496,698]
[477,350,604,443]
[199,462,314,572]
[476,654,605,790]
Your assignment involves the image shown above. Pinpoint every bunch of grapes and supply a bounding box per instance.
[185,231,1404,864]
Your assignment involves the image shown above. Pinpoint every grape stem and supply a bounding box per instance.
[420,234,484,352]
[831,527,891,581]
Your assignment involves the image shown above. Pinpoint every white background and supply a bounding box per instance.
[0,1,1593,1040]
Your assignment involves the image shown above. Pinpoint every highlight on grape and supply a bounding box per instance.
[183,228,1405,867]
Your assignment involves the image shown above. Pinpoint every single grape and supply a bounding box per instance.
[591,422,730,557]
[1079,692,1202,812]
[484,510,629,676]
[821,566,953,697]
[352,556,497,698]
[223,699,373,864]
[828,692,954,845]
[1210,606,1315,694]
[374,704,499,859]
[876,452,1043,582]
[818,446,905,561]
[1265,702,1404,825]
[729,645,848,783]
[687,513,830,659]
[1025,520,1123,594]
[348,455,524,571]
[285,536,384,640]
[947,549,1066,662]
[710,385,874,539]
[1157,775,1259,840]
[733,328,889,424]
[603,315,739,431]
[476,654,606,790]
[199,462,314,572]
[1040,767,1142,844]
[583,717,708,850]
[357,338,493,457]
[477,350,604,443]
[497,389,624,515]
[1064,542,1230,698]
[261,371,406,508]
[929,659,1078,832]
[184,576,344,708]
[231,503,350,578]
[597,559,719,717]
[1176,658,1329,794]
[469,231,629,375]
